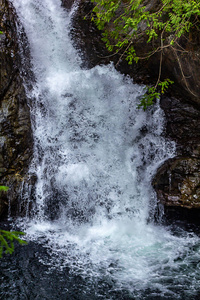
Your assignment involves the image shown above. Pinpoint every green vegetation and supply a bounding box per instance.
[89,0,200,109]
[0,185,9,192]
[0,186,27,258]
[0,230,27,258]
[138,78,174,110]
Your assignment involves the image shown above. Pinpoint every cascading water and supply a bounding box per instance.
[2,0,200,299]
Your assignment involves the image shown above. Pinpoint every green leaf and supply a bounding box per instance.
[0,186,9,192]
[0,230,27,258]
[90,0,199,109]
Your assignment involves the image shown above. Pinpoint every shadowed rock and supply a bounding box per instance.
[0,0,32,217]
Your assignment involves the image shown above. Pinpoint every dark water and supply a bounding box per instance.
[1,220,200,300]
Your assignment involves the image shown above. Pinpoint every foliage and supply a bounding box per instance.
[138,78,174,110]
[89,0,200,109]
[0,230,27,258]
[0,185,27,257]
[0,185,9,192]
[0,30,3,40]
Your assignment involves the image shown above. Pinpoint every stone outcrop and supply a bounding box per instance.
[153,157,200,208]
[71,0,200,215]
[0,0,32,217]
[70,0,110,68]
[153,96,200,212]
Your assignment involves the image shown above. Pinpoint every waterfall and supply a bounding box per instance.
[12,0,175,223]
[7,0,200,298]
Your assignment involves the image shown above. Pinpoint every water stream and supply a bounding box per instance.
[1,0,200,299]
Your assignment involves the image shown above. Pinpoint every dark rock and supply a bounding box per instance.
[162,206,200,230]
[153,96,200,211]
[153,157,200,209]
[160,96,200,157]
[61,0,75,10]
[70,1,200,215]
[70,0,111,68]
[0,0,32,217]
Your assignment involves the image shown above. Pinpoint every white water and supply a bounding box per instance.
[11,0,200,298]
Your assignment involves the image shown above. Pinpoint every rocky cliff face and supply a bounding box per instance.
[153,96,200,220]
[0,0,32,217]
[71,0,200,218]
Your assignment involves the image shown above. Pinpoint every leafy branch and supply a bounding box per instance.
[88,0,200,109]
[0,230,27,258]
[0,185,9,192]
[0,185,27,257]
[138,79,174,110]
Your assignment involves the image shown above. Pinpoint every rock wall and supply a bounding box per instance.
[153,97,200,210]
[0,0,32,217]
[71,0,200,217]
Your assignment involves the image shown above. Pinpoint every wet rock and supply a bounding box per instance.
[153,96,200,211]
[61,0,75,10]
[70,0,111,68]
[71,1,200,214]
[0,0,32,217]
[160,96,200,157]
[153,158,200,209]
